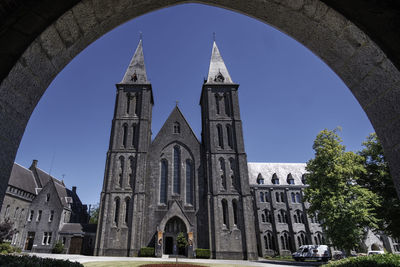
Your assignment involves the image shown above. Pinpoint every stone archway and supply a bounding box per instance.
[1,0,400,210]
[163,216,188,255]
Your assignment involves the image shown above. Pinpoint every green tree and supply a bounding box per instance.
[358,133,400,238]
[304,129,380,255]
[89,204,99,224]
[176,232,188,255]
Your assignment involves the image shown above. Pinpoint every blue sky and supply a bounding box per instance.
[15,4,374,205]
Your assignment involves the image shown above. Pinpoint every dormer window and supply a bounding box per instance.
[173,122,180,134]
[272,173,279,185]
[214,71,225,82]
[131,72,138,82]
[257,173,264,185]
[287,173,295,185]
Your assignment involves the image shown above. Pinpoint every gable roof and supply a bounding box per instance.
[152,106,199,145]
[8,163,37,194]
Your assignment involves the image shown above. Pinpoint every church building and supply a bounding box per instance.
[94,40,400,259]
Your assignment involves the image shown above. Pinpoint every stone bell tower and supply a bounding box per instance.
[200,41,258,260]
[95,39,153,256]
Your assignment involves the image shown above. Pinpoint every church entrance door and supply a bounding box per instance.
[163,216,187,256]
[165,236,173,254]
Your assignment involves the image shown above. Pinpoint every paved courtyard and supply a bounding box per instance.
[29,253,321,266]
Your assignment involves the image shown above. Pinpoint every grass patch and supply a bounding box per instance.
[84,262,257,267]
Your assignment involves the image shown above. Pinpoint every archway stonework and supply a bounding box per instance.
[1,0,400,210]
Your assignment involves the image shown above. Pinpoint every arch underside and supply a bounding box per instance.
[0,0,400,212]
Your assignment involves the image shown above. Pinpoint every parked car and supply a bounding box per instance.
[292,245,331,262]
[367,250,384,255]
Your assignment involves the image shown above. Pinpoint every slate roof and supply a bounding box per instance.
[247,162,307,186]
[8,163,37,194]
[120,39,149,84]
[35,167,64,188]
[54,181,82,208]
[206,41,233,84]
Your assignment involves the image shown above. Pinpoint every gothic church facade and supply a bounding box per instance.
[95,40,257,259]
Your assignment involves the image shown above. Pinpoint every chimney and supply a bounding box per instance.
[72,186,77,194]
[31,159,38,168]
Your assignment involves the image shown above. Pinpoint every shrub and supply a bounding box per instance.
[0,243,19,254]
[195,248,210,259]
[0,254,83,266]
[52,241,64,254]
[139,247,155,257]
[324,253,400,267]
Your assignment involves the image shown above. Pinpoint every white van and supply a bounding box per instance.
[292,245,331,262]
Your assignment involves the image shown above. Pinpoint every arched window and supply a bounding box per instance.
[126,93,131,114]
[118,156,124,187]
[114,198,120,226]
[280,192,285,203]
[173,122,180,134]
[125,198,130,224]
[132,124,137,147]
[314,236,318,245]
[317,233,322,245]
[229,158,236,189]
[160,159,168,204]
[222,199,229,228]
[287,173,295,184]
[294,214,298,223]
[173,146,181,194]
[260,192,265,202]
[217,124,223,148]
[291,192,296,203]
[261,213,266,223]
[265,210,272,223]
[265,232,275,250]
[279,210,288,223]
[232,199,238,226]
[122,123,128,148]
[219,158,227,190]
[295,210,304,224]
[265,192,269,202]
[129,156,136,188]
[215,94,220,114]
[185,159,193,205]
[224,93,231,116]
[226,124,233,148]
[282,232,290,250]
[134,93,139,115]
[272,173,279,184]
[296,193,301,203]
[276,192,280,202]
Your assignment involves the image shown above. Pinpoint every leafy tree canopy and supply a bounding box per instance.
[305,129,380,253]
[358,133,400,238]
[89,203,99,224]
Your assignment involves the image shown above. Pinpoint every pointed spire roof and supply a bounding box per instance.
[206,41,233,84]
[120,39,149,84]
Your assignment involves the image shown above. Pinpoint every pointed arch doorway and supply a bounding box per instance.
[164,216,187,256]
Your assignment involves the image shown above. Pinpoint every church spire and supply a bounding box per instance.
[121,39,148,84]
[206,41,233,84]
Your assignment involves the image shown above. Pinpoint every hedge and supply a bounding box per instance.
[324,254,400,267]
[0,255,83,267]
[195,248,210,259]
[139,247,155,257]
